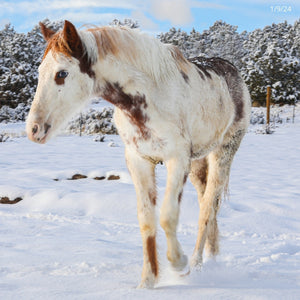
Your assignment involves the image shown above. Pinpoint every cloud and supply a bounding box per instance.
[191,1,228,10]
[149,0,228,26]
[52,12,126,26]
[150,0,193,26]
[0,0,142,31]
[131,10,158,30]
[0,0,140,16]
[46,0,139,11]
[0,18,10,27]
[0,0,239,33]
[236,0,298,3]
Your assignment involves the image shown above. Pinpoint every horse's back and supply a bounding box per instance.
[188,57,250,124]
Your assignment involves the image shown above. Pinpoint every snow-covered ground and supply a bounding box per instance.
[0,112,299,299]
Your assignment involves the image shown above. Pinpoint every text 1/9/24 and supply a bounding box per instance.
[270,6,292,13]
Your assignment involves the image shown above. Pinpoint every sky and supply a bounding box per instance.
[0,0,299,35]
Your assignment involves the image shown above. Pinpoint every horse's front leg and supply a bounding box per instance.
[125,148,158,289]
[160,155,190,272]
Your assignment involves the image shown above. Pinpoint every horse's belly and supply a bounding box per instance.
[188,110,234,158]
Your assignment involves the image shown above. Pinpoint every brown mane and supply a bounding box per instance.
[43,32,73,60]
[87,27,120,60]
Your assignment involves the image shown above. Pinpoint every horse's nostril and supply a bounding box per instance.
[32,124,39,135]
[44,123,51,134]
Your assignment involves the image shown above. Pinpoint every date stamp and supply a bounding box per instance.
[270,5,292,13]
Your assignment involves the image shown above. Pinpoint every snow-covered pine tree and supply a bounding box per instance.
[0,24,18,108]
[159,21,247,69]
[110,19,139,29]
[196,21,248,69]
[290,20,300,102]
[242,21,299,105]
[0,19,64,122]
[0,24,40,110]
[158,27,190,57]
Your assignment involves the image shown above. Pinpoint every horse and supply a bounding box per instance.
[26,20,251,288]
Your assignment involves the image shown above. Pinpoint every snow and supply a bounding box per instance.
[0,116,300,299]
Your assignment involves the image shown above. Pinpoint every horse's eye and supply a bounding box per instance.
[55,71,69,85]
[57,71,68,79]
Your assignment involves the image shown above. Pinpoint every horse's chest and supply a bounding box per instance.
[114,108,167,159]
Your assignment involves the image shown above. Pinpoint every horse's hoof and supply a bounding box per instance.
[171,254,189,272]
[137,279,155,289]
[190,254,203,271]
[179,263,191,277]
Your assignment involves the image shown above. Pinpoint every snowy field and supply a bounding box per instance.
[0,112,299,299]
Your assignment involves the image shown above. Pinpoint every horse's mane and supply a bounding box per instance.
[79,26,190,83]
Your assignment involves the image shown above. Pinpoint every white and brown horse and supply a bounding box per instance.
[26,20,251,288]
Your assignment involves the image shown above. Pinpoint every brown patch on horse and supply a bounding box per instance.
[148,187,157,206]
[183,172,188,185]
[88,27,120,60]
[170,46,190,74]
[178,172,188,203]
[198,157,208,186]
[190,157,208,187]
[40,22,55,41]
[102,82,150,139]
[41,21,95,78]
[178,190,183,203]
[147,236,158,277]
[180,71,189,84]
[189,57,212,80]
[88,26,139,65]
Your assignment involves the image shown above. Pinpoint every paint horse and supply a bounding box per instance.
[26,21,251,288]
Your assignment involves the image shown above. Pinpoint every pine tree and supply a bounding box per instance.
[242,21,299,105]
[158,27,190,57]
[159,21,247,69]
[196,21,248,69]
[110,19,139,29]
[0,19,63,121]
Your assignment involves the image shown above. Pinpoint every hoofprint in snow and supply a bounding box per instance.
[0,113,299,299]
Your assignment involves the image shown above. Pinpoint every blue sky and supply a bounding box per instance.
[0,0,299,34]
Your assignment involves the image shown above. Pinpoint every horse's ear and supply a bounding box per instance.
[62,20,82,55]
[39,22,56,41]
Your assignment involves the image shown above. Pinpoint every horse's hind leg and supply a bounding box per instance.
[189,157,220,258]
[189,157,220,262]
[125,149,158,289]
[190,130,245,268]
[205,195,220,257]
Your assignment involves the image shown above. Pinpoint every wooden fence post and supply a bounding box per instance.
[266,86,271,126]
[79,113,83,137]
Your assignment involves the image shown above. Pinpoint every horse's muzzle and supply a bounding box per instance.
[27,122,51,144]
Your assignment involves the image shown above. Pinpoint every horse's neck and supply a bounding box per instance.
[86,27,183,105]
[93,29,179,86]
[93,57,150,99]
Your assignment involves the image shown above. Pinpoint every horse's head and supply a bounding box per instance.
[26,20,95,143]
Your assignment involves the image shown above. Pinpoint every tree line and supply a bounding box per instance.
[0,18,299,121]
